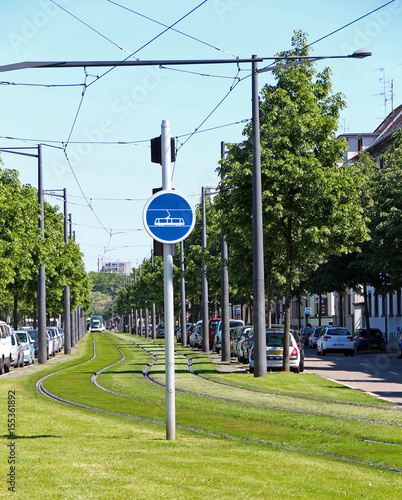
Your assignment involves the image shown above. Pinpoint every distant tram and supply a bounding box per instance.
[90,315,105,332]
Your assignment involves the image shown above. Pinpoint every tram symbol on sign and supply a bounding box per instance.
[154,210,185,227]
[143,190,195,244]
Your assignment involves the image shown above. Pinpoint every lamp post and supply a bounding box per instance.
[0,145,48,363]
[44,188,71,354]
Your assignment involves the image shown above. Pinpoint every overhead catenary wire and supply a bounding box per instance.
[0,81,85,88]
[86,0,210,88]
[310,0,396,46]
[49,0,135,56]
[107,0,239,58]
[0,119,250,146]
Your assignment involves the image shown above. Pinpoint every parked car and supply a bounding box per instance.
[156,323,165,339]
[15,331,35,365]
[214,319,245,354]
[208,318,221,347]
[46,327,60,353]
[317,326,356,356]
[10,331,24,368]
[292,330,305,372]
[242,328,255,364]
[354,328,386,351]
[300,327,313,346]
[249,330,303,373]
[308,326,323,348]
[0,321,13,374]
[234,326,253,362]
[177,323,192,343]
[189,321,202,348]
[29,330,52,359]
[58,327,65,348]
[47,327,62,352]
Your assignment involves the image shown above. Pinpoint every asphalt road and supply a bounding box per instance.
[304,347,402,405]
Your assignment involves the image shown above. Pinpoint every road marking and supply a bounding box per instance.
[389,371,399,376]
[360,363,369,367]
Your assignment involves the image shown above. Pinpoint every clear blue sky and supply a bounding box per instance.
[0,0,401,272]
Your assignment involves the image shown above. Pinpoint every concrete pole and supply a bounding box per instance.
[37,145,47,364]
[201,187,209,352]
[63,188,71,354]
[220,142,230,362]
[252,55,267,377]
[180,240,187,347]
[162,119,176,441]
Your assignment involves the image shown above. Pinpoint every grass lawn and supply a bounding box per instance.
[1,331,401,499]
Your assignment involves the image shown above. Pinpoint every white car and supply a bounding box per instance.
[316,326,356,356]
[10,331,24,368]
[46,327,61,353]
[0,321,13,374]
[249,330,303,373]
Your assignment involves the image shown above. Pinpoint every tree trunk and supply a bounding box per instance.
[338,290,344,327]
[318,290,322,326]
[266,260,272,328]
[363,283,372,349]
[13,292,18,330]
[283,244,292,372]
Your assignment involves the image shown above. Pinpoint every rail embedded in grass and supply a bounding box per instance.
[33,331,402,473]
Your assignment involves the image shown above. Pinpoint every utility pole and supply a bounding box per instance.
[37,145,47,364]
[151,251,156,340]
[44,187,71,355]
[201,186,209,352]
[180,240,187,347]
[161,119,176,440]
[220,142,230,362]
[251,55,267,377]
[0,145,47,363]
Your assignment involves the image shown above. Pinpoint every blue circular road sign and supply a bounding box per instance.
[143,190,195,244]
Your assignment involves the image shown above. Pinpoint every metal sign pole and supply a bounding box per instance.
[161,119,176,441]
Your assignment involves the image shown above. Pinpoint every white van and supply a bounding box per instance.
[0,321,13,374]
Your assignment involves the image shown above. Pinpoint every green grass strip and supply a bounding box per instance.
[1,331,401,499]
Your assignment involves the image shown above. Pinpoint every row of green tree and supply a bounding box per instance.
[115,33,402,364]
[0,160,91,328]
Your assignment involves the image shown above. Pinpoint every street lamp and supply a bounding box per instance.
[250,48,371,376]
[0,145,48,363]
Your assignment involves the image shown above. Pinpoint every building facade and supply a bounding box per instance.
[97,257,131,276]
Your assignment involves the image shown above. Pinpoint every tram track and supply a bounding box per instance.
[35,331,402,473]
[124,334,402,429]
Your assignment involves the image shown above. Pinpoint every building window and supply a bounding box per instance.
[397,290,402,316]
[314,297,328,317]
[374,292,379,317]
[381,295,387,317]
[358,137,363,151]
[389,293,394,317]
[367,292,372,317]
